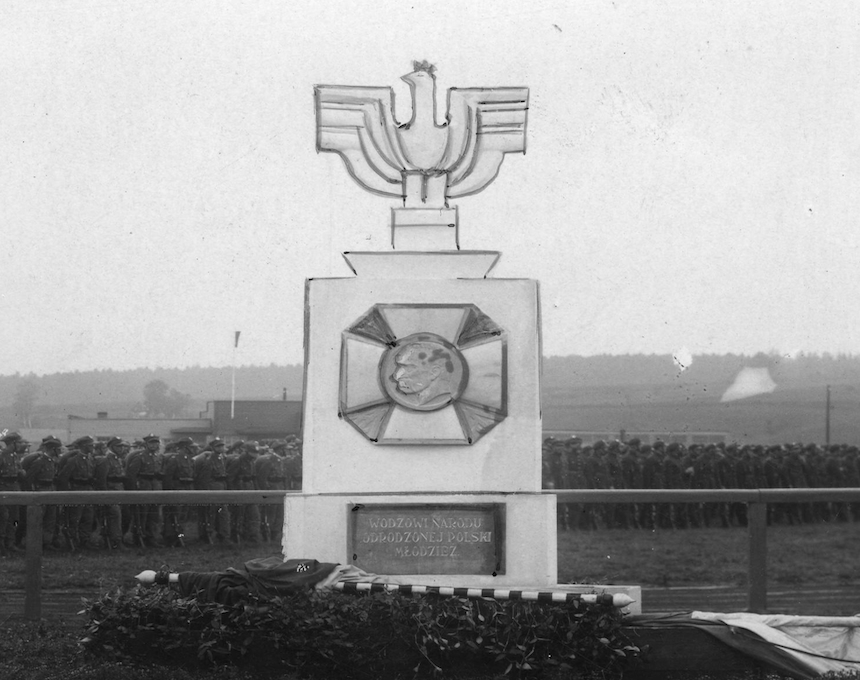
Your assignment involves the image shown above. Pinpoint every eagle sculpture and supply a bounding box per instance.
[315,62,528,212]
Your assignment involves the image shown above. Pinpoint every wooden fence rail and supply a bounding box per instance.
[0,490,291,619]
[1,488,859,620]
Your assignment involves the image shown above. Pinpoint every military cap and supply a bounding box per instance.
[226,440,245,453]
[106,436,123,447]
[626,438,641,448]
[1,431,23,444]
[71,435,95,447]
[666,442,680,454]
[143,434,160,443]
[593,440,606,451]
[209,437,225,447]
[273,442,287,452]
[132,439,145,447]
[174,436,194,447]
[41,435,62,448]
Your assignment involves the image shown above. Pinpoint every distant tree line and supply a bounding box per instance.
[3,354,860,436]
[542,352,860,389]
[0,364,305,413]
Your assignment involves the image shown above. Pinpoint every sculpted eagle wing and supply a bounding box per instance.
[442,87,529,198]
[315,85,413,198]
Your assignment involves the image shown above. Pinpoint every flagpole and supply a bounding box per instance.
[231,331,241,420]
[231,361,236,420]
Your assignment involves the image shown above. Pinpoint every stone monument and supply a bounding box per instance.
[285,62,639,610]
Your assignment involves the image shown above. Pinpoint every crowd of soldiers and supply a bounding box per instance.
[3,429,857,555]
[542,437,860,531]
[0,430,302,557]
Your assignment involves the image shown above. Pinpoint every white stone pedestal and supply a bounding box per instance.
[285,492,557,588]
[285,250,641,614]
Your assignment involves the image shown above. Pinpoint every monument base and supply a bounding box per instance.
[282,491,640,614]
[284,492,556,587]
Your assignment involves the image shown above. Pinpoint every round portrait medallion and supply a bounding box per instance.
[378,333,469,412]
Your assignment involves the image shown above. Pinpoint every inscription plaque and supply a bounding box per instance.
[349,504,505,575]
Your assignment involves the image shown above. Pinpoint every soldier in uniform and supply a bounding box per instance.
[548,440,569,529]
[663,442,686,529]
[712,445,734,528]
[93,437,126,549]
[0,431,25,556]
[193,438,231,544]
[801,444,825,523]
[162,437,195,547]
[762,446,783,525]
[843,447,860,522]
[118,439,135,539]
[639,444,663,529]
[620,439,643,530]
[125,434,163,546]
[56,435,96,549]
[21,435,63,550]
[564,438,588,530]
[824,445,847,522]
[540,438,555,489]
[783,445,809,524]
[255,442,287,543]
[578,445,599,530]
[227,441,260,544]
[283,439,303,490]
[733,446,756,527]
[10,434,32,548]
[604,441,625,529]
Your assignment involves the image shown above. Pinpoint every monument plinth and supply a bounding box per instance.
[285,248,557,586]
[287,63,639,610]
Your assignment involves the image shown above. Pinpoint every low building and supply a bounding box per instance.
[66,400,303,445]
[67,414,212,444]
[202,400,302,441]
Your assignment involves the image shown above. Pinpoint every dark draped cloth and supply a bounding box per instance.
[175,556,339,606]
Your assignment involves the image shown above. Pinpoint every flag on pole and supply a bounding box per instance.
[234,331,241,348]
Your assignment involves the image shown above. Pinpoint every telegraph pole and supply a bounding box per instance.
[825,384,831,446]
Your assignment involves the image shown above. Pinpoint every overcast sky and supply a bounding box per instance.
[2,1,859,375]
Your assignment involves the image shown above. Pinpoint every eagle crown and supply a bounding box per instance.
[411,60,436,75]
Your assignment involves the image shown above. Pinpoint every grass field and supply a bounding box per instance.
[0,520,855,592]
[558,521,860,588]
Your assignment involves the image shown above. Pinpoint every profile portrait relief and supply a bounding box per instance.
[392,342,455,407]
[380,334,468,412]
[341,305,507,443]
